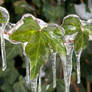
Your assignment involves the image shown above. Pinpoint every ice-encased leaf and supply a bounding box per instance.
[9,14,66,80]
[25,25,65,80]
[74,31,89,52]
[10,17,40,42]
[62,15,81,35]
[42,25,66,55]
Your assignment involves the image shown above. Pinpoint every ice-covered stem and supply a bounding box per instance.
[50,49,57,88]
[31,76,38,92]
[23,42,31,84]
[0,6,9,71]
[75,50,82,84]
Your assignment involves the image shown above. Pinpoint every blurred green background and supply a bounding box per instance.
[0,0,92,92]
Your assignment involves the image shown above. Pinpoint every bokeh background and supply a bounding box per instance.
[0,0,92,92]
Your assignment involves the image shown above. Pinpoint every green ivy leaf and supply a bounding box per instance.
[10,16,66,80]
[25,31,49,80]
[62,16,81,35]
[10,17,40,42]
[43,5,64,23]
[0,11,5,23]
[74,31,89,52]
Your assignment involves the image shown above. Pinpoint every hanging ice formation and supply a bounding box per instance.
[23,42,31,84]
[31,76,38,92]
[60,35,74,92]
[52,52,57,88]
[38,66,43,92]
[0,6,9,71]
[65,43,73,92]
[75,50,82,84]
[50,49,57,88]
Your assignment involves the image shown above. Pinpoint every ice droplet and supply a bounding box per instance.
[0,6,9,71]
[31,76,38,92]
[23,43,31,84]
[75,50,82,84]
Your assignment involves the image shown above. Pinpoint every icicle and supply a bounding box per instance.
[31,76,38,92]
[65,43,73,92]
[52,52,56,88]
[23,42,31,84]
[50,49,56,88]
[60,36,74,92]
[38,74,41,92]
[38,66,43,92]
[25,56,31,84]
[1,32,6,71]
[60,55,68,92]
[0,6,9,71]
[75,50,82,84]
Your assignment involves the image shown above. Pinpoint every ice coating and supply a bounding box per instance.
[0,6,92,92]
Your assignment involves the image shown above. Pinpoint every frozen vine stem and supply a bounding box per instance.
[0,6,9,71]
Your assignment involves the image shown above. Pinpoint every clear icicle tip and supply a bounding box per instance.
[2,64,7,71]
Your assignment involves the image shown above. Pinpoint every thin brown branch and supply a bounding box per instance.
[71,78,79,92]
[87,81,90,92]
